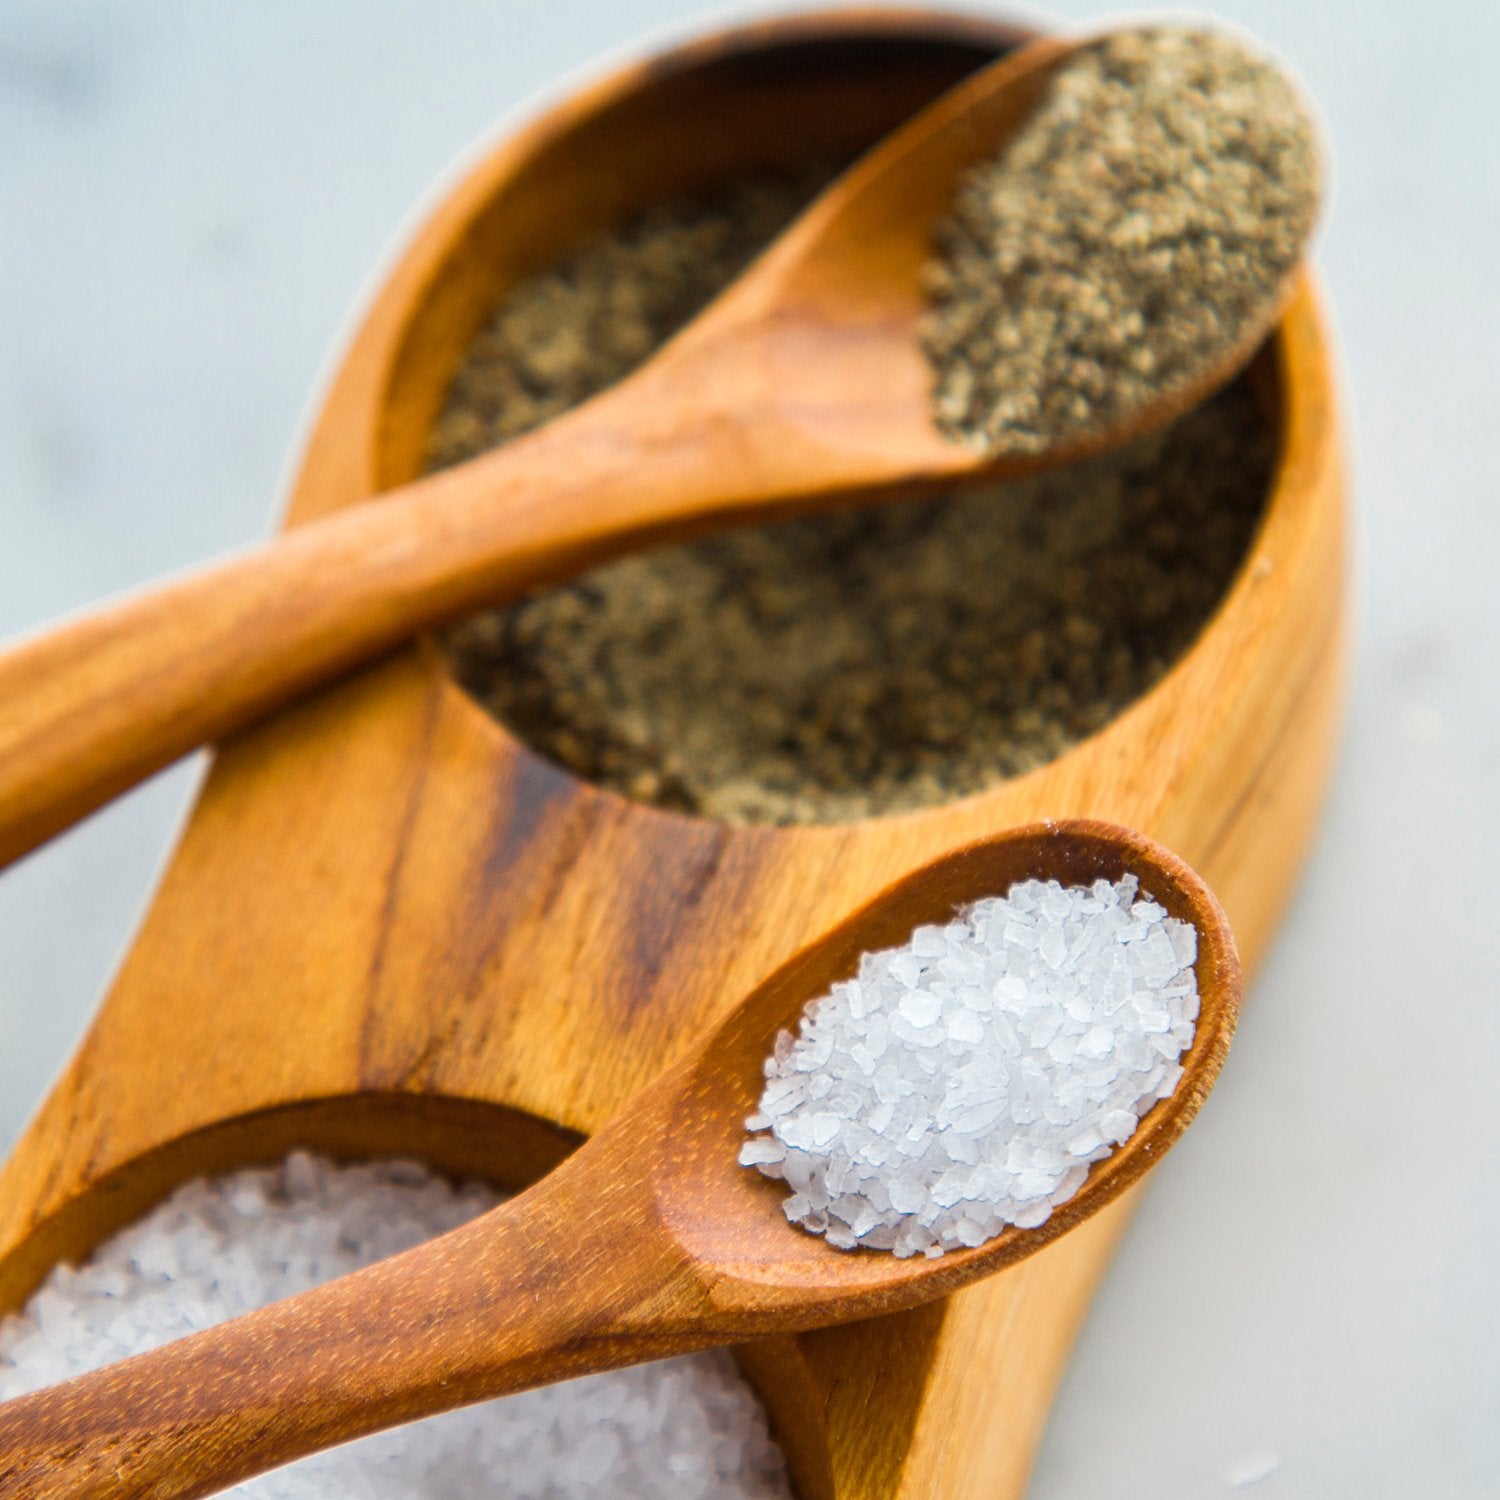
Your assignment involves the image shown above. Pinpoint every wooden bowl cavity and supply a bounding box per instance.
[360,16,1294,835]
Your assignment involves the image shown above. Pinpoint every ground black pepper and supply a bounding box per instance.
[430,171,1274,825]
[924,25,1316,456]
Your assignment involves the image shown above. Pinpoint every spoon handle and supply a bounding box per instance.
[0,1155,702,1498]
[0,375,747,871]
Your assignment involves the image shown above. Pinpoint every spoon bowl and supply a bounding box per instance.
[0,820,1238,1498]
[661,820,1239,1298]
[0,27,1314,868]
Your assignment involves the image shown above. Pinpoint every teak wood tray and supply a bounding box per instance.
[0,9,1348,1498]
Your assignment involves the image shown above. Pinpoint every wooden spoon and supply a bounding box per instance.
[0,820,1238,1498]
[0,30,1310,870]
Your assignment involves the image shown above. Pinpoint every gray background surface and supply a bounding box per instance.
[0,2,1492,1494]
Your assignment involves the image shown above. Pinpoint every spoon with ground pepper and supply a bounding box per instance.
[0,25,1318,868]
[0,819,1240,1499]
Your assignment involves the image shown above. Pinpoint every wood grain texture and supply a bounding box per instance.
[0,10,1348,1499]
[0,822,1241,1496]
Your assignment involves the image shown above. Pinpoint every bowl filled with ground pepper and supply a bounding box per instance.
[422,18,1321,828]
[0,10,1347,1500]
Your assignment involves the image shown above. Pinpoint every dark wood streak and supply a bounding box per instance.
[522,792,609,925]
[475,743,579,901]
[357,669,446,1025]
[616,822,733,1017]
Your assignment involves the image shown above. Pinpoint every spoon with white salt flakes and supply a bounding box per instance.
[0,22,1319,869]
[744,866,1205,1258]
[0,819,1239,1500]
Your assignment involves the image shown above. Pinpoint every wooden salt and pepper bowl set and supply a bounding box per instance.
[0,825,1240,1494]
[0,9,1347,1498]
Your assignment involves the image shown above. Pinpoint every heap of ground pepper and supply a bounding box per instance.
[430,173,1274,825]
[924,24,1318,455]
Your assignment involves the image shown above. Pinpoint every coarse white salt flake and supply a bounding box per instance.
[0,1154,792,1499]
[745,876,1199,1257]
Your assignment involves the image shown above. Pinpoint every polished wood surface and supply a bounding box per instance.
[0,10,1348,1499]
[0,822,1241,1496]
